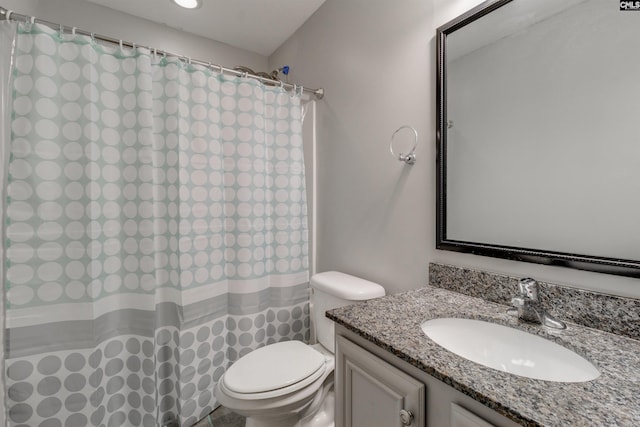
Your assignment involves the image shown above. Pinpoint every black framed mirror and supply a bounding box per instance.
[436,0,640,278]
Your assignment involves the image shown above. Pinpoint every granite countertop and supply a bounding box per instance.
[327,285,640,427]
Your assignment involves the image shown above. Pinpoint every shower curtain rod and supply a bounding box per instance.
[0,6,324,99]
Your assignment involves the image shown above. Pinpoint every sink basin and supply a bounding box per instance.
[421,318,599,382]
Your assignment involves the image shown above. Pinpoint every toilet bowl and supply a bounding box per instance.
[215,341,334,427]
[214,271,385,427]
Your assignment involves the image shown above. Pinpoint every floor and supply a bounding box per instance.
[192,406,246,427]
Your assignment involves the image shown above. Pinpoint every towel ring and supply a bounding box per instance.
[389,125,418,165]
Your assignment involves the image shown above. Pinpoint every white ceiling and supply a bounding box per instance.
[84,0,326,56]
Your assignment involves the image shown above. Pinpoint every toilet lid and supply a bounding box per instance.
[222,341,326,394]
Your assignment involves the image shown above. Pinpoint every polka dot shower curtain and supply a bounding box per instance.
[2,22,310,426]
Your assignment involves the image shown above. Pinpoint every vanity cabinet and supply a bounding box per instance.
[335,326,521,427]
[336,335,425,427]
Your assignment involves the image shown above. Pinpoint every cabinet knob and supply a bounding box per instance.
[400,409,414,425]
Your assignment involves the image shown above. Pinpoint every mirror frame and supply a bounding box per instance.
[435,0,640,278]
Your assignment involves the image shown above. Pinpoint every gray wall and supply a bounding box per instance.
[1,0,38,16]
[4,0,268,72]
[269,0,640,298]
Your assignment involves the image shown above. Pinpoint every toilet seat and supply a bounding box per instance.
[221,341,328,400]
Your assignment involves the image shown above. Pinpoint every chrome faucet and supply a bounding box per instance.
[508,278,566,329]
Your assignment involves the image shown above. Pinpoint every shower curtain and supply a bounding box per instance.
[2,22,309,427]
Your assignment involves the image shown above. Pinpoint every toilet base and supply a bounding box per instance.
[240,388,334,427]
[245,413,301,427]
[300,389,334,427]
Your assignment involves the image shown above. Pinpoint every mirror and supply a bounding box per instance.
[436,0,640,277]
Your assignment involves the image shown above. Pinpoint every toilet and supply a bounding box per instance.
[214,271,385,427]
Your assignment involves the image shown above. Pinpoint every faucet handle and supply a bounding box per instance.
[518,278,539,301]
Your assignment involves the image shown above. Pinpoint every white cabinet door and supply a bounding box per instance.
[336,335,425,427]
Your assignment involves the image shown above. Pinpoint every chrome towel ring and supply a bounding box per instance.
[389,125,418,165]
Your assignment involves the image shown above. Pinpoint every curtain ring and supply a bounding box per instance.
[242,71,248,78]
[5,10,12,21]
[71,27,76,36]
[279,80,284,89]
[90,32,96,44]
[25,16,35,32]
[59,24,64,37]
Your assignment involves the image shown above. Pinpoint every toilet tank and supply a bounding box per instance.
[310,271,385,353]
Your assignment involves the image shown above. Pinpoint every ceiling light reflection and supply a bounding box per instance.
[173,0,201,9]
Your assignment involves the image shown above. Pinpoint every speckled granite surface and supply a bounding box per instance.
[327,286,640,427]
[430,263,640,341]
